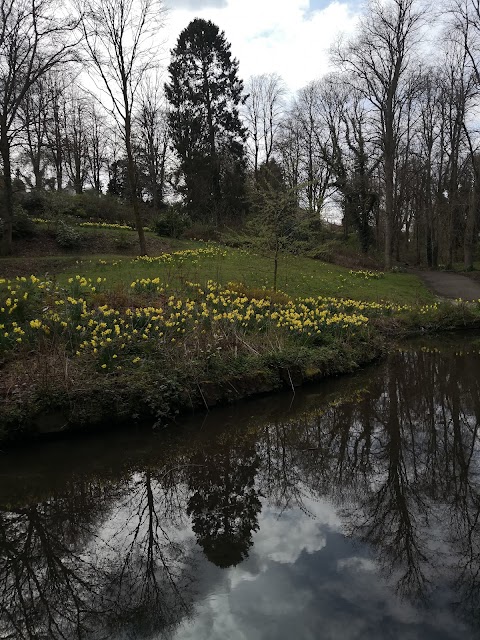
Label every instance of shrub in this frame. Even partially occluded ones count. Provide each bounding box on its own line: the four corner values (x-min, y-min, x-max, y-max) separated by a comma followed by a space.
113, 231, 134, 250
12, 206, 38, 238
290, 213, 325, 244
55, 221, 82, 249
182, 221, 218, 241
73, 192, 135, 224
18, 191, 49, 216
153, 207, 191, 238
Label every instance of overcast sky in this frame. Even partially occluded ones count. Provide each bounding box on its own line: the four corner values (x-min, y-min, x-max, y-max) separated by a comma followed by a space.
163, 0, 362, 92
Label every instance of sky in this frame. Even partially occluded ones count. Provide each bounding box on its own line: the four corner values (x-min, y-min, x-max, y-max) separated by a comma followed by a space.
162, 0, 362, 92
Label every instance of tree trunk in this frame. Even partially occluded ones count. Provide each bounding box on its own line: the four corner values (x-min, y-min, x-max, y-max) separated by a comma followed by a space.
53, 103, 63, 190
0, 130, 13, 256
273, 239, 279, 293
464, 189, 476, 270
384, 151, 394, 270
125, 117, 147, 255
202, 64, 221, 222
74, 154, 83, 194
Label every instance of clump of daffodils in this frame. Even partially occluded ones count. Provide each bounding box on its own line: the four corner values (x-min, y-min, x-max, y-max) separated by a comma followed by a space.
349, 269, 385, 280
0, 247, 446, 373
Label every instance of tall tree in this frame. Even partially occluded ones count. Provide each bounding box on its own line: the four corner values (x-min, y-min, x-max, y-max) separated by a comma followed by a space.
333, 0, 425, 268
19, 79, 50, 190
44, 72, 69, 191
86, 103, 109, 194
0, 0, 77, 254
293, 81, 331, 214
62, 89, 90, 194
244, 73, 286, 177
136, 80, 170, 213
166, 18, 247, 226
79, 0, 164, 254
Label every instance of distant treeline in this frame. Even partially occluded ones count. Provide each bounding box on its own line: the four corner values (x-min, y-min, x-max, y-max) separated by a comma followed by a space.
2, 0, 480, 268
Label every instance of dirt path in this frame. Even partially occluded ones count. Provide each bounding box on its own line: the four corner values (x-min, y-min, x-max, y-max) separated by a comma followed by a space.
414, 270, 480, 301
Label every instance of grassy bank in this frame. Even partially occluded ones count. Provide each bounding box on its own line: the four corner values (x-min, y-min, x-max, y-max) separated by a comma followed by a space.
2, 240, 434, 303
1, 243, 479, 444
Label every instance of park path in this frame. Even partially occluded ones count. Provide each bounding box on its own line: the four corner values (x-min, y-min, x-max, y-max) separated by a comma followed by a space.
414, 270, 480, 301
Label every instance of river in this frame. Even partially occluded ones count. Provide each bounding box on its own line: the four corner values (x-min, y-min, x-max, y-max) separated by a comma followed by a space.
1, 334, 480, 639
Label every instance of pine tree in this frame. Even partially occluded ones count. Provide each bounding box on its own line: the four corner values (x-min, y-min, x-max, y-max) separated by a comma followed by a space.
165, 19, 247, 225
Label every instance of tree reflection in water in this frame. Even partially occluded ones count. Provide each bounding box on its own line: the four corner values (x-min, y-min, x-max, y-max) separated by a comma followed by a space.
0, 468, 195, 639
187, 442, 262, 568
1, 339, 480, 637
0, 479, 113, 638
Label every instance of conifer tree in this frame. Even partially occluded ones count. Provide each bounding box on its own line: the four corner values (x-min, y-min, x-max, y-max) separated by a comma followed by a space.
166, 19, 247, 225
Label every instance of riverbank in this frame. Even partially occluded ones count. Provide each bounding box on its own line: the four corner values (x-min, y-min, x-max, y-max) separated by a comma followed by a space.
2, 245, 480, 445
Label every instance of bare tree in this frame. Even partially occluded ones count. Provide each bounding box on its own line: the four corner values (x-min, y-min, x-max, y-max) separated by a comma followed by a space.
86, 103, 109, 194
44, 72, 69, 191
277, 114, 302, 197
244, 73, 286, 176
0, 0, 78, 254
293, 81, 331, 214
333, 0, 425, 268
452, 0, 480, 84
439, 42, 477, 267
19, 79, 50, 190
449, 1, 480, 268
62, 89, 90, 194
137, 79, 170, 214
79, 0, 165, 255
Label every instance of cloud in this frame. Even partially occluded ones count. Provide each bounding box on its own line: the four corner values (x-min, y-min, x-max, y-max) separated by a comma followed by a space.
251, 495, 339, 566
176, 525, 471, 640
166, 0, 227, 9
164, 0, 362, 92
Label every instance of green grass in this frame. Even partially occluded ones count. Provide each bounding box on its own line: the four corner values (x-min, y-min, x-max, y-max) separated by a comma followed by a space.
2, 235, 478, 443
2, 241, 434, 304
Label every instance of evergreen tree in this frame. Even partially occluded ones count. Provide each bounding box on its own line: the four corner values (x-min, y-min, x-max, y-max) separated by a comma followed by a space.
165, 19, 247, 225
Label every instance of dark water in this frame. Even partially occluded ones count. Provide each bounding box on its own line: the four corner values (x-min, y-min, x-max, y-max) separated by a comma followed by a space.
2, 335, 480, 639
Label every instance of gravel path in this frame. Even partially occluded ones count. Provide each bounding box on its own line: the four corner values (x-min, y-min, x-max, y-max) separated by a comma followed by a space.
414, 270, 480, 301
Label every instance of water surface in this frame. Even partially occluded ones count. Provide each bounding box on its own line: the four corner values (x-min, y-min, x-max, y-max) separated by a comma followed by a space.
1, 334, 480, 639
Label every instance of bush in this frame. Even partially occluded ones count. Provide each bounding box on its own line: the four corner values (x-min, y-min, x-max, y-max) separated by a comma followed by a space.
182, 221, 218, 241
46, 192, 99, 220
19, 191, 136, 226
12, 206, 38, 238
153, 207, 191, 238
72, 192, 135, 224
55, 221, 82, 249
18, 191, 49, 216
220, 231, 256, 250
290, 213, 325, 243
113, 231, 134, 250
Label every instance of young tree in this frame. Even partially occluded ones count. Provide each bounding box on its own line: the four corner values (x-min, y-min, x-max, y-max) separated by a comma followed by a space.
166, 18, 247, 226
79, 0, 164, 254
249, 160, 297, 291
0, 0, 78, 254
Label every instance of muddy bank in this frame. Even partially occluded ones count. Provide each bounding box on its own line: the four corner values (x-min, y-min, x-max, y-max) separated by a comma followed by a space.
0, 339, 382, 446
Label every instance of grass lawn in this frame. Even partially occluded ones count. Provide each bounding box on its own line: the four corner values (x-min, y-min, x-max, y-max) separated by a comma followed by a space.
3, 233, 480, 444
1, 222, 434, 304
6, 242, 433, 305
